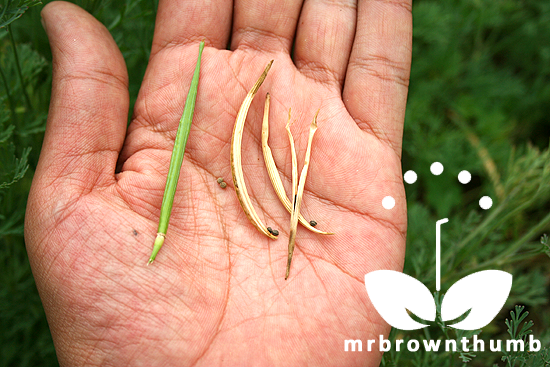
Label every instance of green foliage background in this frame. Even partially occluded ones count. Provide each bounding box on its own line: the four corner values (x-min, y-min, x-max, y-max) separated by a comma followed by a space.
1, 0, 549, 365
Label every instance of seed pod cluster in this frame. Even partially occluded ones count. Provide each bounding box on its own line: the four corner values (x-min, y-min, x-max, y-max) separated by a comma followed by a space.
230, 60, 333, 279
261, 94, 332, 236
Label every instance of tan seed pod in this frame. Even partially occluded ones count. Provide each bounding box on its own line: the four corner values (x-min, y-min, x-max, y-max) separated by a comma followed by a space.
286, 111, 320, 279
261, 94, 332, 236
230, 61, 277, 240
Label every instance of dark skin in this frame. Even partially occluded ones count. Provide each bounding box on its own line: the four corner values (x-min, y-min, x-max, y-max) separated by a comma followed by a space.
25, 0, 412, 365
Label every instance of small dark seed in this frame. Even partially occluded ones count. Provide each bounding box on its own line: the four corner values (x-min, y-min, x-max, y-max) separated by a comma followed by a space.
272, 230, 279, 236
217, 177, 224, 184
220, 182, 227, 189
309, 220, 317, 227
267, 227, 273, 234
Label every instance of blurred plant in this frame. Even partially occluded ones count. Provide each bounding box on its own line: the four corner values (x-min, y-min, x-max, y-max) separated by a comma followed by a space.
0, 0, 42, 29
0, 0, 156, 365
541, 234, 549, 258
1, 2, 53, 365
396, 0, 550, 365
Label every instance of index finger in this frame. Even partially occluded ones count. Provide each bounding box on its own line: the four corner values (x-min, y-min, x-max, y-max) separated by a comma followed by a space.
150, 0, 233, 55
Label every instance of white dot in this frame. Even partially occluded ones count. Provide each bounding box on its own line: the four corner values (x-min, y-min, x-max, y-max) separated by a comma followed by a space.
458, 170, 472, 184
382, 196, 395, 210
479, 196, 493, 210
430, 162, 444, 176
404, 170, 417, 184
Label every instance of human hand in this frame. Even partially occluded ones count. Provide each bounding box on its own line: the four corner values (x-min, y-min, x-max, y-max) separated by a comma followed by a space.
25, 1, 411, 365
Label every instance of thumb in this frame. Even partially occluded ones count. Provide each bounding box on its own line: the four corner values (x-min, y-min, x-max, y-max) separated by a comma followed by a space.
34, 1, 129, 197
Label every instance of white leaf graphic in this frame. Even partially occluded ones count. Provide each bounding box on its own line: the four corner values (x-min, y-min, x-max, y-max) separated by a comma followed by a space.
365, 270, 436, 330
441, 270, 512, 330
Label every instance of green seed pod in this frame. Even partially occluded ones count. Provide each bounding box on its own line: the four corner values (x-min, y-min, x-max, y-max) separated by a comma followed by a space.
148, 41, 204, 265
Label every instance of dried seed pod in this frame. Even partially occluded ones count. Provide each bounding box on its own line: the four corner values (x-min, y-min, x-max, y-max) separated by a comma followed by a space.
261, 94, 333, 235
230, 60, 277, 239
286, 111, 319, 280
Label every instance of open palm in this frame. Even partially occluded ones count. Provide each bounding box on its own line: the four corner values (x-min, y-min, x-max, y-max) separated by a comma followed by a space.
25, 1, 411, 366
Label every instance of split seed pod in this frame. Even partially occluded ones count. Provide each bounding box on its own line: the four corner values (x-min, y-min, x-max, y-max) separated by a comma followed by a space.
261, 94, 332, 235
230, 61, 278, 240
285, 111, 320, 279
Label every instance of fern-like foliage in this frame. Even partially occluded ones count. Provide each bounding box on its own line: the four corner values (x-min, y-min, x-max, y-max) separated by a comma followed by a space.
501, 306, 550, 367
0, 0, 42, 29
